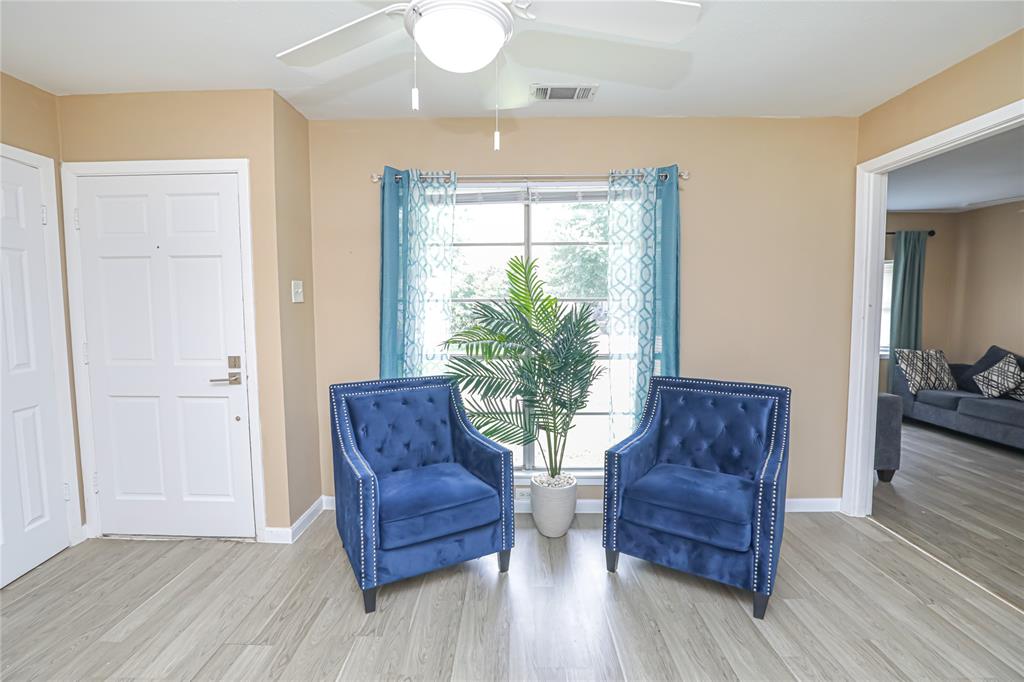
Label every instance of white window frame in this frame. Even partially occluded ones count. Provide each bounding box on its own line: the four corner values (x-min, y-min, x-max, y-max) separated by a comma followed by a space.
454, 181, 612, 473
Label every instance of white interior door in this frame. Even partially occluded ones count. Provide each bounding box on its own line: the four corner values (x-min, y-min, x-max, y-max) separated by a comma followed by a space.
72, 172, 255, 538
1, 148, 74, 586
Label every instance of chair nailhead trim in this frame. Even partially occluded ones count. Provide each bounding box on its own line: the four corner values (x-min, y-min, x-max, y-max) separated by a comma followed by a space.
333, 376, 512, 569
447, 386, 513, 550
331, 392, 378, 589
602, 376, 790, 593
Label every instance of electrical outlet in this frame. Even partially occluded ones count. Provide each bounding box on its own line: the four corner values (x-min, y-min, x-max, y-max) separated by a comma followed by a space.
514, 488, 531, 501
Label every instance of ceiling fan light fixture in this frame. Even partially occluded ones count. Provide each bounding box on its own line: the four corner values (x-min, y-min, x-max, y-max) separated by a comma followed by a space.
409, 0, 513, 74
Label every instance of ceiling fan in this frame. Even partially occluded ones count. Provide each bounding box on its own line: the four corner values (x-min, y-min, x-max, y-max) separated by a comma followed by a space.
277, 0, 702, 80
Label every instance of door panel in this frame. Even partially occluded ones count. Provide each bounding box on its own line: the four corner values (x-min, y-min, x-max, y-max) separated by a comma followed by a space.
76, 173, 255, 538
1, 152, 71, 586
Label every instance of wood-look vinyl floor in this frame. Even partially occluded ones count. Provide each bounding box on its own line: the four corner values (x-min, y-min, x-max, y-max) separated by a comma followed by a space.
3, 508, 1023, 680
872, 421, 1024, 611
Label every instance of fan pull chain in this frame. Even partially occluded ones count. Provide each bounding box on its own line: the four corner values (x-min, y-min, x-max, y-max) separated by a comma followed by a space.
411, 40, 420, 111
491, 55, 499, 151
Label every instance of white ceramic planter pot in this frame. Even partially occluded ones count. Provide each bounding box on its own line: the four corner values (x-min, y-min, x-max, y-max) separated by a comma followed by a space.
530, 474, 577, 538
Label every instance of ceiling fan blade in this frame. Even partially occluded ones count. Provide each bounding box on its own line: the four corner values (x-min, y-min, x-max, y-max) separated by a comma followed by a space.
507, 30, 691, 90
277, 3, 407, 67
528, 0, 701, 44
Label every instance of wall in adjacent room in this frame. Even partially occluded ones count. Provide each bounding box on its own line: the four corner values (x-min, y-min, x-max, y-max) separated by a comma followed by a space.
883, 202, 1024, 390
310, 116, 860, 500
950, 201, 1024, 362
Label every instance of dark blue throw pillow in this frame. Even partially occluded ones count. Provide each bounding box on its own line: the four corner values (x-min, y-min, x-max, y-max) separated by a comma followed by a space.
958, 345, 1024, 393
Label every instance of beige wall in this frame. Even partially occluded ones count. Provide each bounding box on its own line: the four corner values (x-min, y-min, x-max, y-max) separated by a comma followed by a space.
272, 94, 322, 521
950, 202, 1024, 361
882, 203, 1024, 390
310, 116, 860, 500
858, 30, 1024, 162
49, 89, 300, 527
1, 73, 61, 159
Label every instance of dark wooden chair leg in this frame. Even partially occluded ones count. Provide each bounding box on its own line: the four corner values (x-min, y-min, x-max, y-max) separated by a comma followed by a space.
362, 587, 377, 614
606, 549, 619, 573
498, 550, 511, 573
752, 592, 770, 619
877, 469, 896, 483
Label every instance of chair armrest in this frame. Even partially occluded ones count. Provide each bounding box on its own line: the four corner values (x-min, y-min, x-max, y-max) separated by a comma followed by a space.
603, 418, 659, 551
449, 391, 515, 551
751, 394, 792, 597
330, 393, 380, 590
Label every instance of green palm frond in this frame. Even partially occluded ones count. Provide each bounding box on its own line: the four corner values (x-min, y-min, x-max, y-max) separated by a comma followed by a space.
444, 257, 602, 477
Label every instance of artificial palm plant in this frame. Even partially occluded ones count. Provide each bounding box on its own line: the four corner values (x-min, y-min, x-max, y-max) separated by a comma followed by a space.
444, 257, 603, 479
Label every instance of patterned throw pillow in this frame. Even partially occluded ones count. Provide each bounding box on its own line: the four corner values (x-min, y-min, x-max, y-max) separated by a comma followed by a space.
973, 353, 1024, 398
893, 349, 959, 395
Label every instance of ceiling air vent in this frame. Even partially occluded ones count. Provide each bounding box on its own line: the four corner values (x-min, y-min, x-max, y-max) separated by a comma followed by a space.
530, 84, 599, 102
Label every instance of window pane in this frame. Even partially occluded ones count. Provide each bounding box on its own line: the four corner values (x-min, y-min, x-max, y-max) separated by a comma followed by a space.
582, 359, 612, 412
880, 261, 893, 351
531, 201, 609, 242
559, 415, 614, 469
532, 244, 608, 299
454, 202, 523, 243
452, 245, 523, 299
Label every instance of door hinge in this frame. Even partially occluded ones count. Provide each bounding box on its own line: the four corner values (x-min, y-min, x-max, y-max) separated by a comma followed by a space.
92, 473, 99, 495
74, 208, 80, 230
81, 341, 89, 365
63, 482, 71, 501
41, 205, 48, 226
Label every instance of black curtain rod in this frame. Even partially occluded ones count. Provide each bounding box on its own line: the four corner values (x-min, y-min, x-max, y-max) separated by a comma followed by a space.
886, 230, 935, 236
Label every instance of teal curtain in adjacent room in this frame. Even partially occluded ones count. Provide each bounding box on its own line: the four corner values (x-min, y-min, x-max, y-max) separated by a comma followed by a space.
379, 168, 457, 378
888, 230, 928, 391
607, 165, 681, 426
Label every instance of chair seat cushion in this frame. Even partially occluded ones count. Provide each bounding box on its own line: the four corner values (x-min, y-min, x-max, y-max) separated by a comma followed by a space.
916, 389, 978, 411
378, 463, 499, 550
621, 463, 755, 552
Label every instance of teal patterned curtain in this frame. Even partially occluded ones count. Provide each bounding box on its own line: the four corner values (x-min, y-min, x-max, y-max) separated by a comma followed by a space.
888, 230, 927, 391
379, 169, 457, 377
607, 166, 680, 426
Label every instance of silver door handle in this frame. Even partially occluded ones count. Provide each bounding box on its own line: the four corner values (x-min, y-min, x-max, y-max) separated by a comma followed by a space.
210, 372, 242, 385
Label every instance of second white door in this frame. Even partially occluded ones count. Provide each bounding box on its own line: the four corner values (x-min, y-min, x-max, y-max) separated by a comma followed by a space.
70, 171, 255, 537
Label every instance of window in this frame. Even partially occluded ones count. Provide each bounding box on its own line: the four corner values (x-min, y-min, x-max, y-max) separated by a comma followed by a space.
452, 183, 616, 470
880, 260, 893, 356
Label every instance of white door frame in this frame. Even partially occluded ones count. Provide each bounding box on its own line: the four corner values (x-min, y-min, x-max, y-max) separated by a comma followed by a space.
61, 159, 268, 540
1, 143, 83, 545
840, 99, 1024, 517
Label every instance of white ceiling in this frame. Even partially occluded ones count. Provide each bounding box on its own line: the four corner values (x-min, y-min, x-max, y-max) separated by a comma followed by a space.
888, 126, 1024, 213
2, 1, 1022, 120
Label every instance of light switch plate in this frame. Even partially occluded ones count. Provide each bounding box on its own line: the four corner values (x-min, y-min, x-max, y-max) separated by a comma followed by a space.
291, 280, 304, 303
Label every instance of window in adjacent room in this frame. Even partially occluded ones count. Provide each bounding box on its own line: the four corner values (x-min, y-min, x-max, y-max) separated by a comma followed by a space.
451, 183, 613, 470
880, 259, 894, 357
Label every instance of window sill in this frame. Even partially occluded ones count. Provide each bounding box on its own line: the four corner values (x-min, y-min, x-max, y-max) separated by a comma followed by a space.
514, 470, 604, 486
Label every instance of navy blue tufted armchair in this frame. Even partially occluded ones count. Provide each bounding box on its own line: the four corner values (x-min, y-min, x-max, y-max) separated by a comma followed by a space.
330, 376, 514, 613
603, 376, 792, 618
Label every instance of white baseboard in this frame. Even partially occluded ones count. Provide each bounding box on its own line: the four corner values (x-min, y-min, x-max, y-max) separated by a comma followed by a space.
262, 495, 334, 544
786, 497, 841, 512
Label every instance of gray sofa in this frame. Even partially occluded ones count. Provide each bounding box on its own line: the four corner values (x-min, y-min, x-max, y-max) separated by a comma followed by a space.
892, 346, 1024, 451
875, 393, 902, 481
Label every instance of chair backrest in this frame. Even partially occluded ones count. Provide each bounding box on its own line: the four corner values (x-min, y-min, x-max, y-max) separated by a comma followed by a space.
645, 377, 787, 479
331, 377, 456, 475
